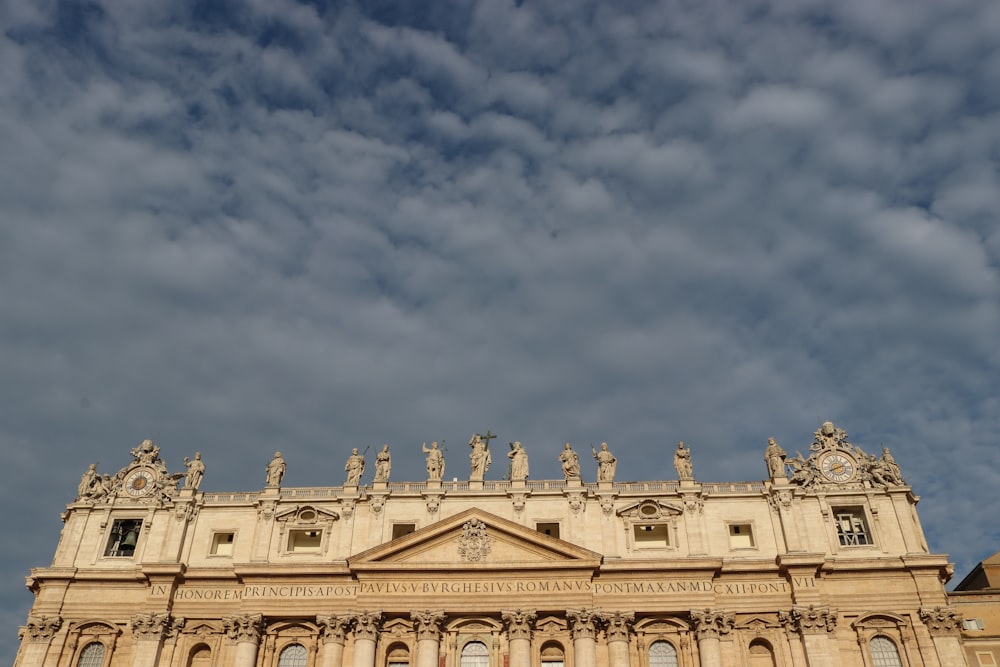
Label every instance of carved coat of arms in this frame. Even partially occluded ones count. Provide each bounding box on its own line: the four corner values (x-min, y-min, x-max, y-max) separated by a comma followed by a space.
458, 519, 492, 562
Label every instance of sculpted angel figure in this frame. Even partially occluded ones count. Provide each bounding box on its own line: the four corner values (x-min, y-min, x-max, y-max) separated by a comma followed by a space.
374, 445, 391, 482
422, 441, 445, 480
345, 448, 366, 486
592, 442, 617, 482
674, 441, 693, 480
559, 443, 581, 480
507, 441, 529, 481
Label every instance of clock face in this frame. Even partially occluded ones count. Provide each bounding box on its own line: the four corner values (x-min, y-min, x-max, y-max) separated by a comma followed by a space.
124, 469, 156, 497
819, 453, 856, 483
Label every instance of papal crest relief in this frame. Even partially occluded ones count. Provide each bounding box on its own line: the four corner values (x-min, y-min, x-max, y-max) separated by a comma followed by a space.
458, 518, 492, 561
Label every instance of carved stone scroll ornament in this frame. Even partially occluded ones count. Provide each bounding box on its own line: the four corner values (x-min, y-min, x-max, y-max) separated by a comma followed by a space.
22, 615, 62, 642
351, 611, 382, 641
132, 612, 171, 640
165, 616, 186, 640
458, 519, 492, 562
567, 609, 603, 640
222, 613, 264, 644
919, 606, 963, 635
778, 606, 837, 635
501, 609, 537, 640
316, 615, 353, 644
411, 610, 446, 641
600, 612, 634, 642
689, 609, 735, 639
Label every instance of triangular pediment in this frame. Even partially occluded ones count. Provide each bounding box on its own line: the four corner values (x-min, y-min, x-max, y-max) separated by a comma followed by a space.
349, 509, 602, 572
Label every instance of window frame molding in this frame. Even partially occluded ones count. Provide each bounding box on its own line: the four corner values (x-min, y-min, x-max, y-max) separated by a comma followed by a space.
67, 621, 121, 667
851, 613, 915, 667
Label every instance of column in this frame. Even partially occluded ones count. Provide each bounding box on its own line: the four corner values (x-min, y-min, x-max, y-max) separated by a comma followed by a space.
502, 610, 536, 667
567, 609, 601, 667
16, 615, 62, 667
690, 609, 734, 667
601, 612, 634, 667
920, 606, 971, 667
130, 612, 173, 667
223, 613, 265, 667
412, 611, 447, 667
159, 616, 186, 667
317, 615, 353, 667
351, 611, 383, 667
782, 606, 838, 667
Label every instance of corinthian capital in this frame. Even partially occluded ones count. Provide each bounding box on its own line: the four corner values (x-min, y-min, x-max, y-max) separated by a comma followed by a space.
501, 609, 537, 640
920, 606, 963, 635
131, 612, 171, 640
352, 611, 382, 641
411, 610, 446, 641
779, 606, 837, 635
689, 609, 734, 639
223, 613, 264, 644
601, 612, 634, 642
317, 615, 353, 644
567, 609, 602, 640
23, 615, 62, 642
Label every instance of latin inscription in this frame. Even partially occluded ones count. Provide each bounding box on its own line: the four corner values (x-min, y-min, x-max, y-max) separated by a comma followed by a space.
166, 577, 815, 601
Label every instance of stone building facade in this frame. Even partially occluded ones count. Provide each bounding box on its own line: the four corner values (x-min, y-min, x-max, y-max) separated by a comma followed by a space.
949, 550, 1000, 667
17, 423, 967, 667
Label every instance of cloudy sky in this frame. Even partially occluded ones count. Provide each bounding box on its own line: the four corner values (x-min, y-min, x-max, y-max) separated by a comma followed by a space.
2, 0, 999, 660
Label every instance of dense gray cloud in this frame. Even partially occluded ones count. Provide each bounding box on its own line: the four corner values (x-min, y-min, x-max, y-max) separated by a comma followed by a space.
2, 0, 999, 660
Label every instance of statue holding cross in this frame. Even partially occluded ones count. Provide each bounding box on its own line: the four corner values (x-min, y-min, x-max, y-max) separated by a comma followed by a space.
469, 431, 494, 481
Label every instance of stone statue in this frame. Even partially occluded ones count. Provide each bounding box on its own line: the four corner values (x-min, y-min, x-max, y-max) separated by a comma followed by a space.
469, 434, 491, 481
183, 452, 205, 490
559, 443, 581, 480
131, 439, 161, 465
787, 451, 814, 486
422, 441, 445, 481
374, 445, 391, 482
265, 452, 286, 487
673, 441, 693, 480
880, 447, 903, 485
345, 448, 366, 486
764, 437, 787, 478
77, 464, 99, 500
592, 442, 617, 482
507, 441, 529, 481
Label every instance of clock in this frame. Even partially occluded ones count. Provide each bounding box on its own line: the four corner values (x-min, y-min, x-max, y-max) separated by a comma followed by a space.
819, 452, 856, 483
124, 468, 156, 497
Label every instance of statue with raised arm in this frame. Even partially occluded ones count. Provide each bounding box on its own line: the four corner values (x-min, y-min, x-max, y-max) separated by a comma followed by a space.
183, 452, 205, 490
469, 434, 491, 481
674, 441, 693, 480
508, 441, 529, 481
374, 444, 391, 482
266, 452, 286, 487
422, 441, 445, 481
559, 443, 581, 481
345, 448, 366, 486
764, 437, 787, 478
592, 442, 617, 482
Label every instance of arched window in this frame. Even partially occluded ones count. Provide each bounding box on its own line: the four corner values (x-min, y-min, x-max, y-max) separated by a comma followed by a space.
748, 639, 776, 667
648, 641, 678, 667
387, 643, 410, 667
77, 642, 106, 667
540, 642, 565, 667
278, 643, 308, 667
461, 641, 489, 667
869, 636, 903, 667
187, 644, 211, 667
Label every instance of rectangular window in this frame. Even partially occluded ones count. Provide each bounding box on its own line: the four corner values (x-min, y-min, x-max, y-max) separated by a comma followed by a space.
210, 532, 235, 556
287, 529, 322, 552
392, 523, 416, 540
104, 519, 143, 557
536, 522, 560, 539
633, 524, 670, 548
834, 507, 873, 546
728, 523, 755, 549
964, 618, 985, 631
